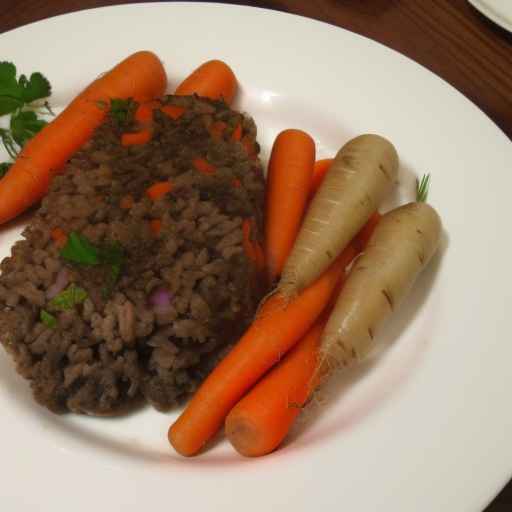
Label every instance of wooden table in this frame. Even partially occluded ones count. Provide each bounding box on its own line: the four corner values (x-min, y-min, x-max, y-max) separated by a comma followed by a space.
1, 1, 511, 510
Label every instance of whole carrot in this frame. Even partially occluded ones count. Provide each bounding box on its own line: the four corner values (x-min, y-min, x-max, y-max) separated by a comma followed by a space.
0, 51, 167, 224
264, 129, 315, 286
175, 60, 237, 104
168, 247, 355, 457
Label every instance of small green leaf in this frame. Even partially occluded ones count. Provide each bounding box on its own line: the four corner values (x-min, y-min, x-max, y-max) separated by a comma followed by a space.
0, 96, 24, 115
109, 98, 135, 127
40, 309, 57, 329
19, 72, 51, 103
60, 232, 100, 265
0, 162, 11, 177
10, 110, 47, 147
0, 62, 24, 114
416, 173, 431, 203
49, 284, 88, 311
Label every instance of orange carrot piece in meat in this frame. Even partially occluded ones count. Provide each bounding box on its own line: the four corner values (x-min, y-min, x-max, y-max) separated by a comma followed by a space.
50, 227, 67, 248
241, 136, 257, 159
161, 105, 186, 120
264, 129, 315, 286
232, 178, 241, 188
193, 157, 216, 175
310, 158, 333, 198
135, 100, 161, 124
121, 129, 152, 146
175, 60, 237, 105
209, 121, 227, 139
146, 181, 173, 201
149, 219, 162, 236
167, 247, 354, 457
120, 195, 134, 209
0, 51, 167, 225
231, 123, 242, 142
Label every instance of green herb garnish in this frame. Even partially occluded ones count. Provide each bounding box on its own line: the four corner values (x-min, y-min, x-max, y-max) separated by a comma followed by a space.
49, 284, 88, 311
109, 98, 135, 127
40, 309, 57, 329
10, 110, 47, 147
0, 61, 52, 167
60, 232, 100, 265
60, 232, 125, 297
416, 173, 431, 203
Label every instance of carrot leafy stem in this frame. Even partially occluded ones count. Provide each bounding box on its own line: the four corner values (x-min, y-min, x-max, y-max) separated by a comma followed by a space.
416, 173, 431, 202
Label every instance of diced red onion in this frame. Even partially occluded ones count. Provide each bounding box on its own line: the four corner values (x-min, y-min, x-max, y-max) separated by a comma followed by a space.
46, 268, 70, 299
149, 287, 173, 312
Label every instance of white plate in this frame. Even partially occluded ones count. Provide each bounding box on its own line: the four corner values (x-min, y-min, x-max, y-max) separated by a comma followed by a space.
1, 3, 511, 511
468, 0, 512, 32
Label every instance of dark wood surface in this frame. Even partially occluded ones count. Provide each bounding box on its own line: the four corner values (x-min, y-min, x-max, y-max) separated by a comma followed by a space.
1, 1, 511, 509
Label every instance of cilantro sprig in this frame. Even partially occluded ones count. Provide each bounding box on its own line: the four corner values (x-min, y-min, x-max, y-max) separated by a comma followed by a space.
0, 61, 52, 170
49, 284, 88, 311
59, 231, 125, 297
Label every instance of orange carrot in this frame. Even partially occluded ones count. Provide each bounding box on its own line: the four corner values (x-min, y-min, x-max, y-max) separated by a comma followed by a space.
209, 121, 227, 139
193, 157, 216, 175
134, 100, 161, 124
119, 195, 134, 209
121, 129, 152, 146
231, 123, 242, 142
225, 313, 327, 457
232, 178, 241, 188
264, 129, 315, 286
149, 219, 162, 236
161, 105, 186, 120
50, 227, 67, 248
146, 181, 173, 200
168, 247, 354, 457
0, 51, 167, 224
310, 158, 333, 198
175, 60, 237, 105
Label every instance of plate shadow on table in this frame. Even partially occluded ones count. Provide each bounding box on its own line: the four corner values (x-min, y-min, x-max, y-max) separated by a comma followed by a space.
285, 229, 449, 449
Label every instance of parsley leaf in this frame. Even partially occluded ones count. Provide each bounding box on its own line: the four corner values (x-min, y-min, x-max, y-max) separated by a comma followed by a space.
10, 110, 47, 147
0, 162, 11, 177
0, 62, 24, 115
18, 72, 51, 103
49, 284, 88, 311
40, 309, 57, 329
109, 98, 135, 127
60, 232, 100, 265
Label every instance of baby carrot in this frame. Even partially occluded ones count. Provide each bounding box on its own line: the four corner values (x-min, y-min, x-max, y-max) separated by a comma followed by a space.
0, 50, 167, 224
175, 60, 237, 105
168, 247, 354, 457
264, 129, 315, 286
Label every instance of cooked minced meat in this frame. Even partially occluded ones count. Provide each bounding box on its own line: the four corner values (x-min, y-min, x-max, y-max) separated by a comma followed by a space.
0, 95, 265, 415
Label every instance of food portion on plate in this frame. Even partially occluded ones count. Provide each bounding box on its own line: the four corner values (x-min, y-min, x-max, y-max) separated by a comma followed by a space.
0, 53, 265, 415
0, 50, 442, 455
